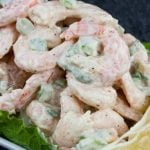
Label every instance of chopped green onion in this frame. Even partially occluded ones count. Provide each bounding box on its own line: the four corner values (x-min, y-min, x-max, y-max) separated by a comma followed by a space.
29, 38, 48, 51
132, 72, 148, 82
52, 79, 67, 89
66, 36, 99, 57
78, 36, 99, 56
37, 83, 54, 102
60, 0, 77, 9
16, 18, 35, 35
76, 130, 108, 150
67, 65, 93, 83
46, 106, 60, 117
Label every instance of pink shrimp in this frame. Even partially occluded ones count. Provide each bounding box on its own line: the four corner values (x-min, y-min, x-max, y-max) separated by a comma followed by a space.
0, 67, 62, 113
67, 73, 117, 110
61, 20, 130, 86
113, 96, 143, 121
121, 72, 149, 112
0, 25, 18, 58
52, 111, 93, 148
28, 1, 121, 32
122, 33, 136, 46
60, 87, 84, 118
13, 32, 72, 72
0, 0, 38, 27
91, 108, 128, 136
26, 101, 59, 132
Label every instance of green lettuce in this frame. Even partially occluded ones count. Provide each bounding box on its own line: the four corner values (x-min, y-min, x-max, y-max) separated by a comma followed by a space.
143, 42, 150, 54
0, 111, 58, 150
143, 42, 150, 50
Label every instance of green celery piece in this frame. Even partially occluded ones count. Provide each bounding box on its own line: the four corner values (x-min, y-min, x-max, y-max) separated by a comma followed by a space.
46, 106, 60, 118
52, 79, 67, 89
76, 130, 108, 150
16, 18, 35, 35
60, 0, 77, 9
67, 65, 93, 83
29, 38, 48, 51
0, 111, 58, 150
78, 36, 99, 56
37, 83, 54, 102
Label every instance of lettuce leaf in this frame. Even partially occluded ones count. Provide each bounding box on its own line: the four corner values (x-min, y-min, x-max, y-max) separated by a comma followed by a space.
143, 42, 150, 54
0, 111, 58, 150
143, 42, 150, 50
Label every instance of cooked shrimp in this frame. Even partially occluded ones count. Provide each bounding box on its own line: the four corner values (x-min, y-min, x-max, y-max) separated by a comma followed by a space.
26, 100, 59, 132
14, 33, 72, 72
53, 86, 92, 147
67, 73, 117, 109
76, 128, 118, 149
113, 97, 143, 121
91, 108, 128, 136
23, 25, 62, 48
121, 72, 149, 112
122, 33, 136, 46
0, 25, 17, 58
52, 111, 93, 148
123, 34, 148, 64
0, 67, 62, 113
54, 87, 119, 147
61, 20, 130, 86
60, 87, 83, 118
0, 62, 9, 94
60, 19, 102, 40
28, 1, 121, 32
0, 0, 38, 27
130, 40, 148, 63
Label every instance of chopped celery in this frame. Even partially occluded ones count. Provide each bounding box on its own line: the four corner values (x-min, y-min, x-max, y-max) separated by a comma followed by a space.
46, 106, 60, 117
60, 0, 77, 9
78, 36, 99, 56
67, 65, 93, 83
37, 83, 54, 102
16, 18, 34, 35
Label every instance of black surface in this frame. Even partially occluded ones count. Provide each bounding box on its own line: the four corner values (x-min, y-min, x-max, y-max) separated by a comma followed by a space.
83, 0, 150, 41
0, 147, 8, 150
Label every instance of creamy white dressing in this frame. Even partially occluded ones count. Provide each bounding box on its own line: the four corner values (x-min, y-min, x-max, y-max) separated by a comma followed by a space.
0, 0, 149, 149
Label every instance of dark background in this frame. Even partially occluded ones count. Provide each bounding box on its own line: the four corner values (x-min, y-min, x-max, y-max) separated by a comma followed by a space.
83, 0, 150, 42
0, 0, 149, 150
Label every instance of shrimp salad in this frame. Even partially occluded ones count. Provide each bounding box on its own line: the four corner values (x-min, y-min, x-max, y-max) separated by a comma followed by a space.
0, 0, 150, 150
